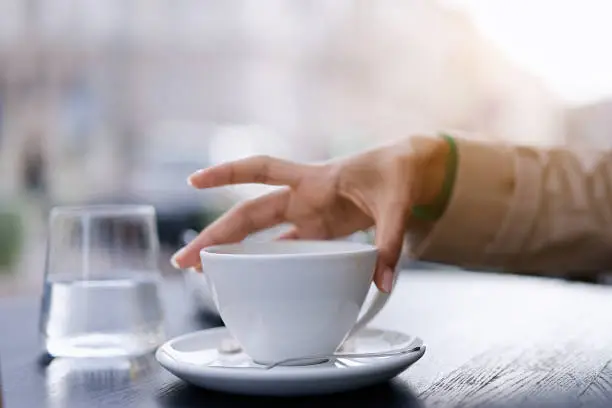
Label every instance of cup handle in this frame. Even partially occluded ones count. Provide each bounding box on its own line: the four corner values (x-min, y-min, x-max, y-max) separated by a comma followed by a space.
346, 269, 399, 338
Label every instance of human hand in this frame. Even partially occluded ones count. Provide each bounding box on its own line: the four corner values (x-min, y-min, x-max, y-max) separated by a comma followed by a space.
171, 135, 449, 292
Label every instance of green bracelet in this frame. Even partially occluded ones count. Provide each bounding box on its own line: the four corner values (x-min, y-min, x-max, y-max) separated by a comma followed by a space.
411, 133, 458, 221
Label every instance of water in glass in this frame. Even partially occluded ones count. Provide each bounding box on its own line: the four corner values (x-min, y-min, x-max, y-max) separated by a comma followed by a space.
40, 205, 165, 357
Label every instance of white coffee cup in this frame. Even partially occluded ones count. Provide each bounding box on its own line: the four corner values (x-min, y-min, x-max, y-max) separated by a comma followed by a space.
199, 240, 392, 364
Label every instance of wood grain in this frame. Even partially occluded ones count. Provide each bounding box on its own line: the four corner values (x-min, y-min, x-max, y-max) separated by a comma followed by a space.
3, 270, 612, 408
579, 360, 612, 406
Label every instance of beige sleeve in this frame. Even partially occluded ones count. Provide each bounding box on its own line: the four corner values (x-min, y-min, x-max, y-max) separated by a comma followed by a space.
407, 137, 612, 277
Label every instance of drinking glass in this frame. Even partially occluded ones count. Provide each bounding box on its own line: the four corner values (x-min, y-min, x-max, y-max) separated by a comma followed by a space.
39, 205, 165, 358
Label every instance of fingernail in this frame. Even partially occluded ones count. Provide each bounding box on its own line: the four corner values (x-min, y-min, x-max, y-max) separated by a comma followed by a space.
170, 248, 185, 269
187, 175, 198, 187
187, 169, 205, 186
382, 268, 394, 293
193, 263, 203, 273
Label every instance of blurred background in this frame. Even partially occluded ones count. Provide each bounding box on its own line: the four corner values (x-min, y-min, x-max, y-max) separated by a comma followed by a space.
1, 0, 610, 295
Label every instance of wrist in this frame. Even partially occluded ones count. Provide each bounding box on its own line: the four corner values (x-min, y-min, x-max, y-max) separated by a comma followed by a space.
410, 133, 457, 222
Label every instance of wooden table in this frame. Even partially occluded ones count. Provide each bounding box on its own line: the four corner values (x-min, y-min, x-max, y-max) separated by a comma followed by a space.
2, 269, 612, 408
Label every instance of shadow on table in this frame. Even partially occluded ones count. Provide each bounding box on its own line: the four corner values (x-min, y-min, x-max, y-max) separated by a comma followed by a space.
156, 381, 424, 408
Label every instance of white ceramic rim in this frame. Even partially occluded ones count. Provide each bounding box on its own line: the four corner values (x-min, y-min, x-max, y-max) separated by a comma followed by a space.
200, 240, 377, 260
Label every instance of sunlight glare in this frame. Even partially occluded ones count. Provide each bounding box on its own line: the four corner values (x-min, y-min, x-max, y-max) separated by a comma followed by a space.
448, 0, 612, 105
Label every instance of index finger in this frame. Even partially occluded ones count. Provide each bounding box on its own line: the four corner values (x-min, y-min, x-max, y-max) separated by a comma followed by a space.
171, 188, 291, 269
188, 155, 307, 189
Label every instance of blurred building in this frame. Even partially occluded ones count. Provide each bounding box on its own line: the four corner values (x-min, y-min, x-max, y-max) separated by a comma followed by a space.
0, 0, 564, 206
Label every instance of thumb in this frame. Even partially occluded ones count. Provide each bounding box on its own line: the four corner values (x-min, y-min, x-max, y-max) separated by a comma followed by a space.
373, 202, 409, 293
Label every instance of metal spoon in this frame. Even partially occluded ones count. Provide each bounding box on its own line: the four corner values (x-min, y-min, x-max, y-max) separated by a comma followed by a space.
261, 345, 422, 369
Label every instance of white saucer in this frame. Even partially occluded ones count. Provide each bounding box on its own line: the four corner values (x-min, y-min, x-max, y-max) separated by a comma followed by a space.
156, 327, 426, 396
